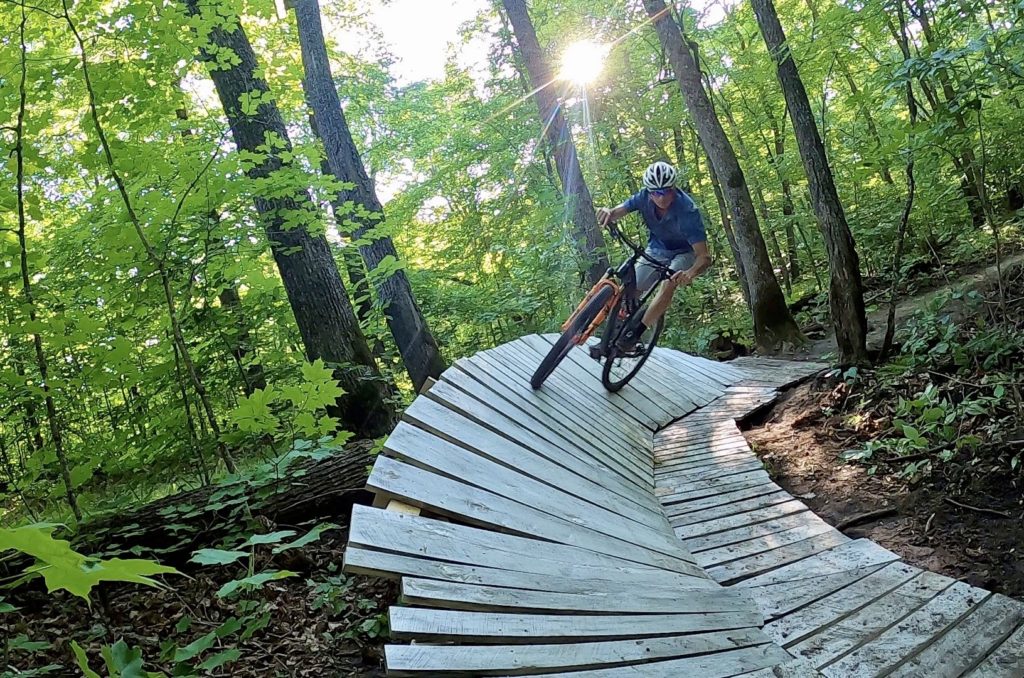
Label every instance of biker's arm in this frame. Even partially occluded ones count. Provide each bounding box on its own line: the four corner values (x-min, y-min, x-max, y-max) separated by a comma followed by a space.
679, 241, 712, 283
597, 205, 631, 226
688, 241, 713, 276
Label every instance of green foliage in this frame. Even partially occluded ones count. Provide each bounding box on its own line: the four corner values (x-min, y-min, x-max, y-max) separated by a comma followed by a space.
225, 359, 350, 447
0, 525, 179, 603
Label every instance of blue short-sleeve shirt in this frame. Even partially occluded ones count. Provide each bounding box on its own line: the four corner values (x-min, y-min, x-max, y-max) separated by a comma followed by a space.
623, 188, 707, 253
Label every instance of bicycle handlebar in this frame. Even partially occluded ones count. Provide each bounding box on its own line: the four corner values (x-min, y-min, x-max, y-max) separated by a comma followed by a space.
606, 221, 675, 276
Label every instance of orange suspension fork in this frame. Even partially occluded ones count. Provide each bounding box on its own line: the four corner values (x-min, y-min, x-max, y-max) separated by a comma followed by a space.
561, 278, 620, 343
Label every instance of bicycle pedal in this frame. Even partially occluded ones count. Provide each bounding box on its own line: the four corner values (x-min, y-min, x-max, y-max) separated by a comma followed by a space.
588, 345, 605, 360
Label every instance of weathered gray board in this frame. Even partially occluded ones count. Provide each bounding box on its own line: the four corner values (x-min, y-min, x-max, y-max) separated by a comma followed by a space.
343, 336, 1024, 676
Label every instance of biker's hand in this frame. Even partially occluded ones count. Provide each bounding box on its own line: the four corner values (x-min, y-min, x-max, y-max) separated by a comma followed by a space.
670, 270, 694, 286
596, 208, 612, 226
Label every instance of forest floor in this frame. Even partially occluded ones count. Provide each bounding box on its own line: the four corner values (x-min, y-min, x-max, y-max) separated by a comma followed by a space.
3, 447, 395, 676
744, 252, 1024, 598
797, 251, 1024, 359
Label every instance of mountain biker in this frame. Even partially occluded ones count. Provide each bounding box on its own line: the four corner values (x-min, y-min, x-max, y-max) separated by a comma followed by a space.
596, 161, 712, 347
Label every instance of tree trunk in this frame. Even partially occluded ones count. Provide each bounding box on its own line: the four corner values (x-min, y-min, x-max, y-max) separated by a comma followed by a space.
642, 0, 802, 349
14, 5, 80, 520
803, 0, 894, 184
751, 0, 869, 364
501, 0, 609, 286
765, 105, 801, 279
292, 0, 446, 392
217, 285, 267, 395
910, 0, 987, 227
182, 0, 394, 437
704, 147, 751, 304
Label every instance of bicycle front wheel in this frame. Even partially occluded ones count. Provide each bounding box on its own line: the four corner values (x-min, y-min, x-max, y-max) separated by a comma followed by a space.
601, 314, 664, 392
531, 286, 615, 390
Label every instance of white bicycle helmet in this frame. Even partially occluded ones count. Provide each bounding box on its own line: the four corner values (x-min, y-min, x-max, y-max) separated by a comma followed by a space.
642, 161, 678, 190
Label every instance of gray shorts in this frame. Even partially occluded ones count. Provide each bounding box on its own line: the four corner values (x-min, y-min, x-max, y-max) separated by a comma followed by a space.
635, 247, 695, 292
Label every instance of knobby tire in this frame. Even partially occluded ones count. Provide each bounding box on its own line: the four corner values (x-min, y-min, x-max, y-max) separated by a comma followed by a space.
530, 286, 614, 389
601, 313, 664, 392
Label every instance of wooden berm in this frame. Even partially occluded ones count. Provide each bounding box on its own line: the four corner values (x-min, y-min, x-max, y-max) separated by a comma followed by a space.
347, 334, 1024, 676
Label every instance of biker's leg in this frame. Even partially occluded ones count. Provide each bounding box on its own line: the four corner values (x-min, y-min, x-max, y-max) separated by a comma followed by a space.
641, 251, 696, 327
616, 250, 666, 347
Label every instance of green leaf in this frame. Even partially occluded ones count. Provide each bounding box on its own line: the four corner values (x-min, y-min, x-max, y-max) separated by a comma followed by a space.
215, 617, 243, 638
8, 634, 50, 652
70, 463, 96, 488
272, 523, 339, 554
173, 631, 217, 663
174, 615, 192, 634
217, 570, 296, 598
197, 648, 241, 672
240, 611, 271, 640
0, 525, 180, 602
71, 640, 102, 678
189, 548, 248, 566
100, 640, 145, 678
241, 530, 296, 547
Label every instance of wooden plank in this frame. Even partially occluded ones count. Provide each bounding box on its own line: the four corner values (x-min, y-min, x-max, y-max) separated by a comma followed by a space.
655, 436, 751, 460
388, 608, 764, 643
623, 355, 701, 417
661, 350, 748, 388
788, 571, 955, 667
522, 644, 797, 678
385, 628, 770, 676
439, 365, 653, 493
674, 499, 810, 539
820, 580, 989, 677
695, 521, 838, 568
664, 485, 788, 520
684, 510, 823, 553
653, 347, 743, 388
343, 546, 717, 594
659, 477, 778, 510
967, 620, 1024, 677
646, 349, 728, 401
451, 354, 640, 466
367, 456, 700, 574
394, 408, 664, 532
888, 594, 1024, 677
419, 376, 437, 394
657, 469, 774, 502
348, 506, 709, 588
400, 578, 758, 615
385, 420, 671, 539
656, 457, 766, 485
459, 355, 651, 481
735, 656, 820, 677
707, 530, 851, 585
572, 333, 711, 417
425, 378, 662, 514
386, 499, 420, 515
658, 450, 757, 477
438, 364, 621, 470
475, 346, 650, 447
493, 342, 662, 472
523, 334, 672, 428
489, 341, 661, 440
761, 562, 921, 642
734, 539, 900, 589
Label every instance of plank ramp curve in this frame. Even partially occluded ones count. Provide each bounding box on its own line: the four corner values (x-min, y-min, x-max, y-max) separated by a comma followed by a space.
344, 335, 1024, 676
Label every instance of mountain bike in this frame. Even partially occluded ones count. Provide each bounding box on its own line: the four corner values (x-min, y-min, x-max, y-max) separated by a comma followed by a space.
530, 221, 675, 392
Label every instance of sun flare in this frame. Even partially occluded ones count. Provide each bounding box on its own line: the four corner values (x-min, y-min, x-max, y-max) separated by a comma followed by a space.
559, 40, 609, 86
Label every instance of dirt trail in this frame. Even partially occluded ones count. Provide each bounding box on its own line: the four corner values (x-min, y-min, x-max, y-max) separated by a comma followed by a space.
794, 252, 1024, 360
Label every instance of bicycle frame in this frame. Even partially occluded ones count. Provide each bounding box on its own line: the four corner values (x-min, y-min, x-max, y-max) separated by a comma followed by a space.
561, 224, 675, 347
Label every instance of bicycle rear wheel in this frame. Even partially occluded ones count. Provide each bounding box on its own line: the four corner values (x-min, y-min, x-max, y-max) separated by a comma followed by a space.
601, 313, 664, 393
531, 286, 615, 389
